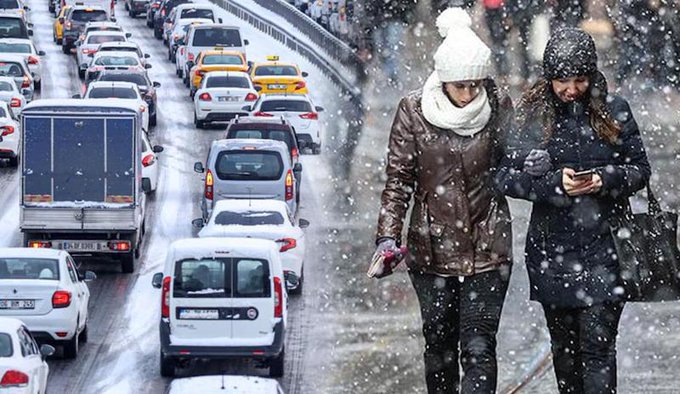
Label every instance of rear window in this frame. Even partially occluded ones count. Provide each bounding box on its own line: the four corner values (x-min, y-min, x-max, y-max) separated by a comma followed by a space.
0, 258, 60, 280
0, 62, 23, 77
85, 26, 122, 35
180, 8, 213, 20
205, 76, 249, 89
88, 87, 137, 99
87, 35, 125, 44
0, 334, 11, 357
228, 129, 294, 151
0, 81, 14, 91
99, 46, 138, 55
0, 43, 30, 53
214, 211, 285, 226
173, 258, 270, 298
94, 56, 138, 66
71, 10, 108, 22
0, 17, 27, 38
192, 28, 241, 47
253, 65, 298, 76
202, 54, 242, 66
98, 73, 149, 86
0, 107, 7, 117
260, 100, 311, 113
215, 150, 283, 181
0, 0, 19, 8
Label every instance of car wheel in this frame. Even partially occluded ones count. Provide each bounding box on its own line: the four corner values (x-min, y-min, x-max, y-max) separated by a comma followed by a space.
269, 347, 284, 377
183, 74, 189, 87
56, 37, 62, 45
78, 69, 85, 79
52, 32, 56, 43
312, 143, 321, 155
8, 154, 18, 167
121, 252, 135, 273
160, 351, 176, 377
130, 10, 136, 17
124, 1, 128, 10
61, 44, 69, 54
150, 112, 157, 127
35, 80, 41, 91
154, 28, 162, 39
167, 49, 172, 61
194, 113, 204, 129
177, 67, 183, 79
146, 19, 153, 28
79, 323, 88, 343
63, 329, 79, 359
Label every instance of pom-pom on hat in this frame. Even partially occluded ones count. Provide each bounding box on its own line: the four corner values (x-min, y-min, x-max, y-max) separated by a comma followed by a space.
433, 7, 491, 82
543, 28, 598, 80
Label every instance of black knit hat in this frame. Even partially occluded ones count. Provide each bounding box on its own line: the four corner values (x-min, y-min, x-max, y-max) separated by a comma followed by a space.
543, 28, 598, 80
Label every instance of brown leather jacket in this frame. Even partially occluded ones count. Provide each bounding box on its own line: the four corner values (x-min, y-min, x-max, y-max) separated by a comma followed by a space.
376, 81, 513, 276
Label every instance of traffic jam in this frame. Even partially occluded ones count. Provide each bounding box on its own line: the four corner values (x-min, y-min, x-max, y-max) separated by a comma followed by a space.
0, 0, 324, 391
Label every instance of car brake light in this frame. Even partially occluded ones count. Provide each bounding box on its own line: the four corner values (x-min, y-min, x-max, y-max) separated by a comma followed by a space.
9, 97, 20, 108
277, 237, 297, 252
28, 240, 52, 248
284, 169, 293, 201
82, 49, 97, 55
52, 290, 72, 308
152, 2, 160, 8
299, 112, 318, 120
254, 111, 273, 117
194, 69, 204, 77
0, 126, 14, 136
21, 76, 29, 89
0, 370, 29, 387
161, 8, 166, 16
205, 169, 213, 200
273, 276, 282, 318
294, 81, 306, 90
291, 147, 298, 159
108, 241, 130, 251
142, 153, 155, 167
198, 92, 211, 101
161, 276, 171, 318
28, 56, 39, 65
188, 53, 194, 61
244, 92, 257, 101
65, 21, 72, 30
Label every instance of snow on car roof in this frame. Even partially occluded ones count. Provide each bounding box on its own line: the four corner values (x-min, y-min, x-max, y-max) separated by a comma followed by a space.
0, 247, 65, 259
169, 237, 279, 262
168, 375, 281, 394
177, 17, 213, 26
212, 138, 288, 152
212, 199, 288, 215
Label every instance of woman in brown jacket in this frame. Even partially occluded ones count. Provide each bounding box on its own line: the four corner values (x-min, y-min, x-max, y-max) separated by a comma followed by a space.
373, 8, 514, 394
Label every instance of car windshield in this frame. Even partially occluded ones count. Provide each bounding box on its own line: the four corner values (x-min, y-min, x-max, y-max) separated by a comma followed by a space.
0, 62, 23, 77
180, 8, 213, 19
0, 258, 60, 280
0, 334, 11, 357
254, 65, 298, 76
260, 100, 312, 113
202, 54, 242, 66
94, 56, 138, 66
88, 87, 137, 99
71, 10, 108, 22
215, 150, 283, 181
0, 0, 19, 8
192, 28, 241, 47
86, 26, 122, 35
205, 76, 249, 89
0, 17, 27, 39
228, 129, 294, 151
87, 35, 125, 44
173, 258, 270, 298
98, 73, 149, 86
0, 42, 30, 53
214, 210, 285, 226
0, 81, 14, 91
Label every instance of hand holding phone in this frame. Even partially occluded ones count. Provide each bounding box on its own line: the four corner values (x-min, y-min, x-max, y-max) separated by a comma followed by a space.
572, 169, 594, 182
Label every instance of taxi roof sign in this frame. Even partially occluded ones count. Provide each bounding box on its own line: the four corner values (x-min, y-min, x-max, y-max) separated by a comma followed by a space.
266, 55, 279, 61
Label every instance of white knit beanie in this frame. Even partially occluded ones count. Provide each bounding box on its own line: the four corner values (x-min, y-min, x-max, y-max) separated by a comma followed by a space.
433, 8, 492, 82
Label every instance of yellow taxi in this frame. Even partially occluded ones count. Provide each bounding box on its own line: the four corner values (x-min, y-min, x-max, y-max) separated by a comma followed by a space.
249, 56, 309, 94
53, 5, 71, 45
190, 50, 248, 91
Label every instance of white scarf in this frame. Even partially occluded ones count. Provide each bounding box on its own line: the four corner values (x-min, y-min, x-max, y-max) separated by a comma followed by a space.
421, 72, 491, 137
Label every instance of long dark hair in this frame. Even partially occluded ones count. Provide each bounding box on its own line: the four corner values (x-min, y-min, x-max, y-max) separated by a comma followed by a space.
515, 71, 621, 144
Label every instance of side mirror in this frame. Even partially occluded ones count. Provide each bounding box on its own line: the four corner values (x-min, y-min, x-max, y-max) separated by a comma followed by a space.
71, 93, 81, 99
176, 38, 184, 45
153, 81, 161, 88
82, 271, 96, 281
125, 32, 132, 38
193, 162, 204, 173
21, 88, 30, 96
299, 218, 310, 228
23, 5, 30, 10
75, 41, 81, 47
241, 105, 251, 112
142, 178, 152, 193
80, 63, 88, 69
38, 50, 46, 56
283, 271, 299, 291
315, 106, 324, 112
151, 272, 163, 288
218, 18, 223, 23
301, 71, 308, 78
28, 29, 33, 36
145, 64, 152, 69
165, 18, 171, 23
243, 39, 249, 46
293, 162, 302, 173
253, 85, 262, 92
152, 145, 164, 153
144, 53, 151, 58
39, 344, 55, 360
191, 218, 204, 228
110, 17, 116, 22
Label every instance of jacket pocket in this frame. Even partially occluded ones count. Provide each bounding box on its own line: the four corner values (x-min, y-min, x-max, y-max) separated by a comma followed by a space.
475, 199, 512, 262
408, 196, 434, 268
429, 221, 463, 266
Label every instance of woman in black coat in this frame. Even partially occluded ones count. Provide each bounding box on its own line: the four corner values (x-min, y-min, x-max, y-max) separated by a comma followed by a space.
495, 28, 651, 393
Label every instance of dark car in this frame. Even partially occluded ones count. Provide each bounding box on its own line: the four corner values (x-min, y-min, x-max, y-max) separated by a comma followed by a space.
95, 69, 161, 126
61, 6, 110, 53
146, 0, 162, 27
125, 0, 150, 18
153, 0, 192, 39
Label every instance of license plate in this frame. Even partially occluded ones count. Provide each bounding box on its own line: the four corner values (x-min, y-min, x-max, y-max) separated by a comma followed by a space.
267, 84, 286, 90
0, 299, 35, 309
213, 46, 224, 50
63, 241, 99, 251
179, 308, 219, 320
218, 96, 239, 102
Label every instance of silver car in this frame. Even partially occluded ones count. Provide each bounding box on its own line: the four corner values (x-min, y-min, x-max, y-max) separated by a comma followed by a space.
194, 138, 302, 220
0, 75, 25, 117
0, 38, 44, 89
0, 53, 33, 101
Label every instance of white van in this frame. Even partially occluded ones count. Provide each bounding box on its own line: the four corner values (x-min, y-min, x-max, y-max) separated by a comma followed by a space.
152, 237, 287, 378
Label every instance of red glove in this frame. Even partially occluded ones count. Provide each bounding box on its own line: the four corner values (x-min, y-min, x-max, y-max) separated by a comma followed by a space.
367, 238, 408, 278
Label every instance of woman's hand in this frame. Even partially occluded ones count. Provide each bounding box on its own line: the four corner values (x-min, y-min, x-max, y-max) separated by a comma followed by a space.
523, 149, 552, 177
562, 168, 603, 196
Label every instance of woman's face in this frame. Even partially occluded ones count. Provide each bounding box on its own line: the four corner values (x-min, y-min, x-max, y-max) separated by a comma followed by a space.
443, 80, 482, 108
551, 76, 590, 103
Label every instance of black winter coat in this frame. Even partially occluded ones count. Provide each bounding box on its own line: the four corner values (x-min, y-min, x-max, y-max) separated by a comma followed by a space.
495, 95, 651, 308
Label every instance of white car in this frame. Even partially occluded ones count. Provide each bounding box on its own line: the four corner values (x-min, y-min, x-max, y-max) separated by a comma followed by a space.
82, 81, 150, 131
0, 76, 25, 118
96, 41, 150, 67
0, 248, 95, 359
0, 318, 54, 394
164, 4, 219, 44
76, 30, 128, 78
84, 51, 150, 83
250, 94, 324, 154
168, 375, 285, 394
152, 238, 287, 378
180, 24, 249, 85
76, 21, 125, 44
0, 101, 20, 166
0, 54, 33, 102
167, 18, 212, 63
196, 199, 308, 294
0, 39, 45, 90
193, 71, 258, 128
141, 132, 163, 193
0, 0, 30, 23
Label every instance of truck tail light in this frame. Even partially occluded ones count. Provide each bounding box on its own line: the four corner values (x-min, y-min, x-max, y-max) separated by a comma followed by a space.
299, 112, 318, 120
0, 370, 29, 387
28, 56, 39, 65
204, 169, 213, 200
276, 237, 297, 253
0, 126, 14, 136
142, 153, 155, 167
284, 169, 293, 201
294, 81, 306, 90
254, 111, 273, 117
161, 276, 171, 318
273, 276, 282, 318
21, 76, 30, 89
28, 240, 52, 248
244, 92, 257, 101
52, 290, 72, 308
108, 241, 130, 251
198, 92, 211, 101
9, 98, 21, 108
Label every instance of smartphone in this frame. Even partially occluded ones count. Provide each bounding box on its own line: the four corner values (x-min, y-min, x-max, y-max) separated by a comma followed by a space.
572, 169, 594, 181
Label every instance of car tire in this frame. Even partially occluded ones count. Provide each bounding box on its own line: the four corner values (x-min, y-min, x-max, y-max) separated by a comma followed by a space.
8, 154, 18, 167
154, 28, 162, 39
150, 112, 157, 127
160, 351, 176, 377
121, 252, 135, 273
52, 32, 56, 43
194, 113, 204, 129
269, 347, 284, 377
56, 37, 62, 45
78, 69, 85, 79
35, 80, 41, 91
312, 143, 321, 155
146, 19, 153, 28
63, 330, 79, 359
79, 323, 88, 343
290, 267, 303, 295
167, 49, 172, 61
61, 45, 69, 54
130, 10, 136, 17
124, 1, 129, 10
